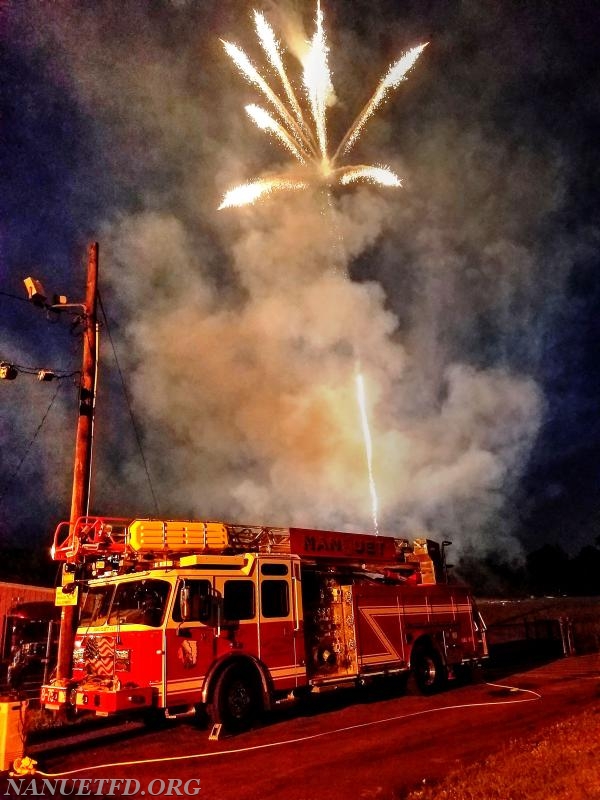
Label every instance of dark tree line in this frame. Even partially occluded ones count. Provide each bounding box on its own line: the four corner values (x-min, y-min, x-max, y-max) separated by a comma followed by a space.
457, 537, 600, 597
0, 538, 598, 598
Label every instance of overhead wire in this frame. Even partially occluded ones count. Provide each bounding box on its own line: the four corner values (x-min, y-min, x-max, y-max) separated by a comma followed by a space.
0, 287, 83, 513
97, 291, 160, 517
0, 359, 80, 379
0, 289, 31, 305
2, 281, 160, 516
0, 380, 64, 508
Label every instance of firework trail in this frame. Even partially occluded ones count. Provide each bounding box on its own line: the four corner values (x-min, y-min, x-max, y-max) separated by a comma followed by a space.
253, 11, 306, 132
219, 2, 426, 209
356, 368, 379, 535
218, 178, 308, 210
333, 43, 428, 160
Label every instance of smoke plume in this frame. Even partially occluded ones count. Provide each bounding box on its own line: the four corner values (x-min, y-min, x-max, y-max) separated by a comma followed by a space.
4, 0, 576, 560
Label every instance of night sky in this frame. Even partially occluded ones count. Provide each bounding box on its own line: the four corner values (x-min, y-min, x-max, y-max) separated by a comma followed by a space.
1, 0, 599, 567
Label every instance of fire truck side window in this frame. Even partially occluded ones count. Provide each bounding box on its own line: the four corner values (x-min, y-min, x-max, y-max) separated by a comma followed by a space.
223, 580, 255, 621
260, 563, 288, 576
172, 580, 212, 623
261, 580, 290, 618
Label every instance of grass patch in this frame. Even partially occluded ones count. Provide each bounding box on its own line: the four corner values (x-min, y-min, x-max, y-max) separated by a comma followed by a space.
406, 701, 600, 800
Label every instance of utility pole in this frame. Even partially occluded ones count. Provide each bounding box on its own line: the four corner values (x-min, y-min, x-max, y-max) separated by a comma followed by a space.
55, 242, 99, 681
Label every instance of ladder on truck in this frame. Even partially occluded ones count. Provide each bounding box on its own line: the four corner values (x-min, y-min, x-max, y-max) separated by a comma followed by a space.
51, 516, 440, 582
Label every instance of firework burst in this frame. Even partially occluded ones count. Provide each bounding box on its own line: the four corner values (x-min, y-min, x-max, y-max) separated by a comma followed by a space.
219, 1, 427, 209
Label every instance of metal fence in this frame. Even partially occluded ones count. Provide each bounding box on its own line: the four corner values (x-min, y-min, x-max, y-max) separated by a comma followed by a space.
486, 617, 576, 664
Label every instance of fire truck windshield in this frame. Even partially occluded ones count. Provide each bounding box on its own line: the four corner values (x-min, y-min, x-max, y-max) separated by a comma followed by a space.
79, 579, 171, 628
80, 586, 113, 628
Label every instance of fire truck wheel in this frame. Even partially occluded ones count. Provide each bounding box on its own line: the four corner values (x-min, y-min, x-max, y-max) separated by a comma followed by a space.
409, 646, 447, 695
210, 664, 262, 733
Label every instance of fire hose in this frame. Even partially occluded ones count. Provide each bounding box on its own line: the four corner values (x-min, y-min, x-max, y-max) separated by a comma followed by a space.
12, 681, 541, 778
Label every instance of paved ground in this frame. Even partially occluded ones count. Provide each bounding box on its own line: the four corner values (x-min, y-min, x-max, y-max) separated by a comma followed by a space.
4, 654, 600, 799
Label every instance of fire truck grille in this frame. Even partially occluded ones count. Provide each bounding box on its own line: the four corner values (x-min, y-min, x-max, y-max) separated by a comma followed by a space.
83, 636, 117, 676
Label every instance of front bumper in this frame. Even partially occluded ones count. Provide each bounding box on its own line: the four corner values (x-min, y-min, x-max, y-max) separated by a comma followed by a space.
42, 681, 154, 715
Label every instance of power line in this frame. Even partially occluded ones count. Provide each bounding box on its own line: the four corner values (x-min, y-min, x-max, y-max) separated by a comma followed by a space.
0, 360, 79, 379
98, 291, 160, 517
0, 289, 30, 305
0, 381, 64, 508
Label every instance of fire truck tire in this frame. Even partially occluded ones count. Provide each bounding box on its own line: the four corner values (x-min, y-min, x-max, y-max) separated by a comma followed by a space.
409, 646, 447, 695
209, 664, 262, 733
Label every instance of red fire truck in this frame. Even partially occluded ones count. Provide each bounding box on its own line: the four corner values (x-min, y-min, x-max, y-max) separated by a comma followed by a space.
41, 517, 487, 732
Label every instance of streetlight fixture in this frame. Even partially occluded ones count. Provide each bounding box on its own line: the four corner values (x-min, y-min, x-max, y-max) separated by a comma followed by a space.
23, 277, 47, 307
23, 277, 85, 315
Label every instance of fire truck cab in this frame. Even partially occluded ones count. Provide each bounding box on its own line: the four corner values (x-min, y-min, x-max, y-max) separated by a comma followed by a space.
41, 518, 487, 732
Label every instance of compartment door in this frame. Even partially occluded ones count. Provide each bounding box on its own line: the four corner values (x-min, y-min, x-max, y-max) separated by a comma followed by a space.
164, 578, 215, 707
258, 560, 305, 689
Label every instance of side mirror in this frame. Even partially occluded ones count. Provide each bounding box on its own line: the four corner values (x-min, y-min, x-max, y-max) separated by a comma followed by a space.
198, 595, 212, 623
180, 585, 191, 622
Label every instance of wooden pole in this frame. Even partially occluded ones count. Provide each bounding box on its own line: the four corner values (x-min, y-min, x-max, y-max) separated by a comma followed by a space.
55, 242, 98, 681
